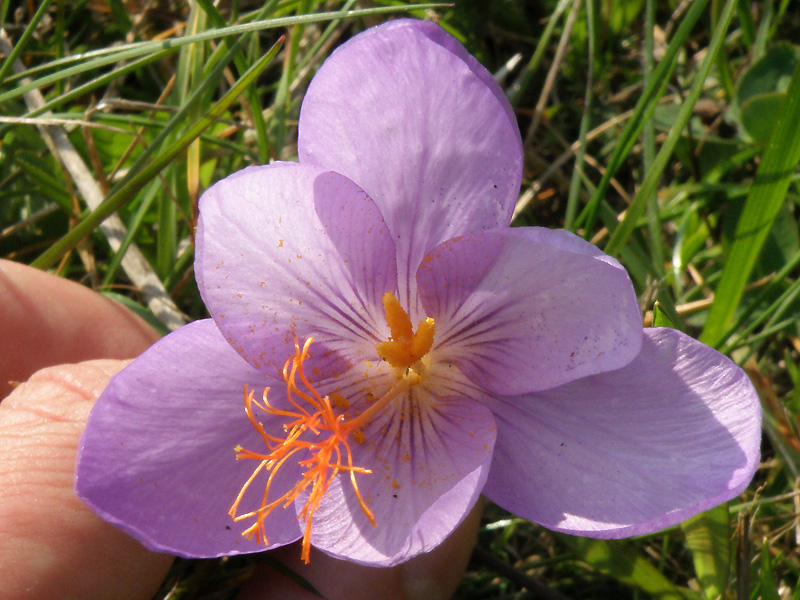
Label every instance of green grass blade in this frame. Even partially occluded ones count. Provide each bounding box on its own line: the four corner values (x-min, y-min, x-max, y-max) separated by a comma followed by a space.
713, 0, 736, 100
194, 0, 280, 163
700, 57, 800, 348
642, 0, 664, 274
101, 178, 162, 287
603, 0, 737, 258
506, 0, 572, 107
0, 0, 53, 85
30, 38, 284, 271
720, 249, 800, 354
565, 537, 698, 600
759, 540, 782, 600
103, 34, 250, 201
0, 3, 447, 99
100, 291, 172, 337
563, 0, 595, 231
23, 49, 173, 118
575, 0, 710, 235
161, 2, 207, 278
682, 505, 731, 600
0, 43, 178, 106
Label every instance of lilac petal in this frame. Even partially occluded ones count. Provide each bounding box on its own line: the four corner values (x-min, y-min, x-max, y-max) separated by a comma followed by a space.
482, 327, 762, 538
76, 320, 303, 557
418, 227, 642, 395
298, 19, 523, 306
196, 163, 397, 380
305, 370, 496, 565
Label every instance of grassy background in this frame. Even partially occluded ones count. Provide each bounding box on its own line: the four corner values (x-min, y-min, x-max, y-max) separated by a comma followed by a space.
2, 0, 800, 598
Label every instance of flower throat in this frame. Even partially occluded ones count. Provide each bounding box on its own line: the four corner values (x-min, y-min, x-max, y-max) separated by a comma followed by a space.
229, 292, 434, 562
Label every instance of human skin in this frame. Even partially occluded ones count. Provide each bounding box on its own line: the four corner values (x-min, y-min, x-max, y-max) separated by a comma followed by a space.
0, 259, 479, 600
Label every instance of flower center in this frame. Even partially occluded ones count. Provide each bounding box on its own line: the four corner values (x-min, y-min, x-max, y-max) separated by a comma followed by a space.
229, 295, 434, 563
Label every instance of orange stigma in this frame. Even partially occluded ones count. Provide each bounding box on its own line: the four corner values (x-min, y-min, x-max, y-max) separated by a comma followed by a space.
376, 292, 435, 370
229, 337, 410, 563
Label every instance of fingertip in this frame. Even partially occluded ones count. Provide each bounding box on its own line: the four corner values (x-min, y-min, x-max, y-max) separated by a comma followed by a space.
399, 498, 484, 600
0, 361, 174, 600
235, 499, 484, 600
0, 260, 161, 398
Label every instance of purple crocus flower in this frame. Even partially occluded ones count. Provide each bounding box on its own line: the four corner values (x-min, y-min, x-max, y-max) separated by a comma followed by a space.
76, 19, 761, 567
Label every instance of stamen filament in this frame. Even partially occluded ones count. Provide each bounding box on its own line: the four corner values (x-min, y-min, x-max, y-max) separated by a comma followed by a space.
341, 375, 414, 431
230, 336, 392, 563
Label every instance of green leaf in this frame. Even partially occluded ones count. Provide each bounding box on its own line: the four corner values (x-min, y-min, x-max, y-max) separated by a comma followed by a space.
565, 537, 697, 600
701, 56, 800, 348
735, 42, 799, 107
681, 505, 731, 600
740, 92, 788, 145
601, 0, 645, 34
652, 302, 676, 328
759, 201, 800, 275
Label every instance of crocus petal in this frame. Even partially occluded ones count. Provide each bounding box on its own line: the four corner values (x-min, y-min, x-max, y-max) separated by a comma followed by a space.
482, 327, 762, 538
304, 369, 496, 565
76, 320, 303, 557
196, 163, 397, 380
298, 19, 523, 306
418, 227, 642, 395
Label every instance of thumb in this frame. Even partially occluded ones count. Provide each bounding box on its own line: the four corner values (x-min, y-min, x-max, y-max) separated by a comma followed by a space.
0, 360, 174, 600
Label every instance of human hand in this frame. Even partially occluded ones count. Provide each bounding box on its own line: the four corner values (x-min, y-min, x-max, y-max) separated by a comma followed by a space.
0, 260, 480, 600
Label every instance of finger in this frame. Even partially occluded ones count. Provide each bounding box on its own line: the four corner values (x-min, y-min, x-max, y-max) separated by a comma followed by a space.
0, 259, 161, 398
236, 499, 484, 600
0, 360, 174, 600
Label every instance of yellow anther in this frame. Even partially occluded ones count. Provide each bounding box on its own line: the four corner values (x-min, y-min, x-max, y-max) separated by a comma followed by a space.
382, 292, 414, 343
410, 317, 435, 359
376, 292, 435, 370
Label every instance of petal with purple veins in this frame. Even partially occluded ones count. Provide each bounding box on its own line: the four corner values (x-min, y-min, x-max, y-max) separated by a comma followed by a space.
298, 19, 523, 306
304, 371, 496, 566
482, 327, 762, 538
418, 227, 642, 395
196, 163, 397, 380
